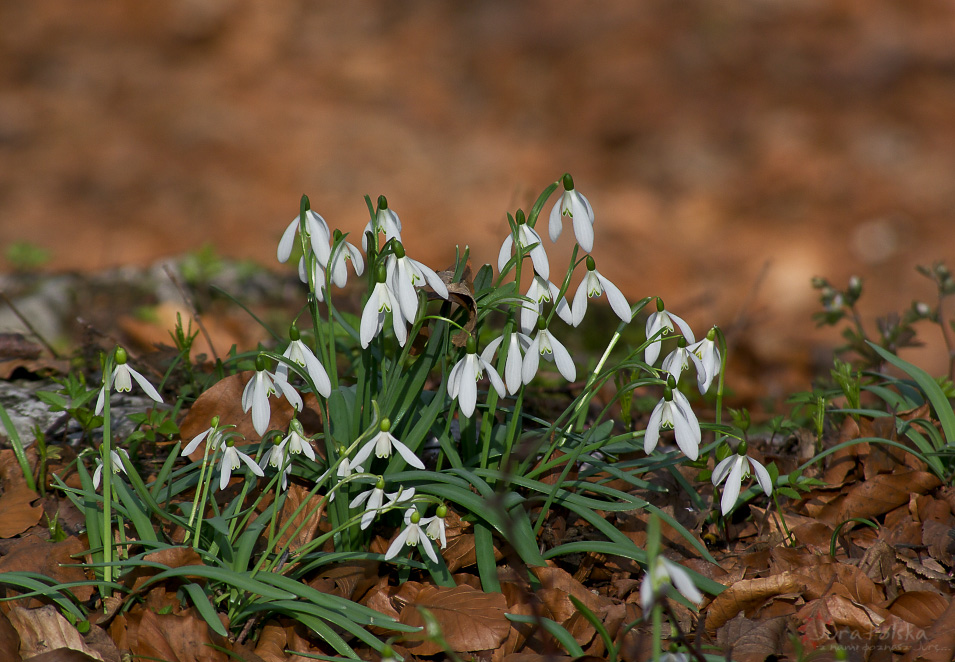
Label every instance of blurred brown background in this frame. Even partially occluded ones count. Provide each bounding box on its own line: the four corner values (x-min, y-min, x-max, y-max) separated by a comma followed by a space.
1, 1, 953, 393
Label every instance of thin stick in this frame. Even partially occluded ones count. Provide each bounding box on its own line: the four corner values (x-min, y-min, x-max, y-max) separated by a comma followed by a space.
0, 290, 61, 359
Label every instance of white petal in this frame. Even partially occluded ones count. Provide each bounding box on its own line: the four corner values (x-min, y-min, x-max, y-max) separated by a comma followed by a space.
571, 280, 589, 327
504, 336, 524, 394
597, 273, 631, 322
301, 348, 331, 398
548, 332, 577, 383
94, 387, 106, 416
385, 526, 413, 560
668, 312, 696, 345
644, 400, 664, 454
711, 455, 736, 486
481, 356, 507, 398
663, 559, 703, 605
457, 358, 478, 418
219, 460, 232, 491
359, 292, 382, 348
548, 200, 563, 243
349, 488, 372, 510
277, 218, 299, 263
750, 458, 774, 496
721, 458, 744, 515
415, 259, 449, 300
672, 395, 701, 460
240, 449, 266, 476
277, 378, 303, 411
392, 439, 425, 470
522, 335, 541, 384
547, 281, 574, 326
419, 535, 439, 563
497, 235, 514, 274
480, 335, 504, 365
390, 302, 408, 346
182, 428, 211, 456
127, 367, 162, 404
640, 574, 655, 612
251, 388, 272, 437
524, 228, 550, 280
571, 197, 595, 252
447, 358, 465, 399
346, 242, 365, 276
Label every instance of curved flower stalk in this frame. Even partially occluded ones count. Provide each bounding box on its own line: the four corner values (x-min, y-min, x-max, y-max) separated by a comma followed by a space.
218, 438, 264, 491
386, 241, 450, 324
571, 256, 631, 327
661, 337, 705, 386
521, 273, 573, 335
275, 325, 331, 398
712, 441, 773, 515
278, 209, 331, 266
688, 327, 721, 393
351, 418, 425, 470
644, 379, 701, 461
360, 265, 408, 348
92, 448, 129, 490
95, 346, 163, 416
549, 173, 595, 253
481, 329, 533, 395
385, 507, 439, 563
523, 317, 576, 385
498, 209, 549, 279
362, 195, 402, 251
350, 477, 414, 530
447, 336, 507, 417
242, 355, 304, 437
644, 297, 695, 366
328, 229, 364, 288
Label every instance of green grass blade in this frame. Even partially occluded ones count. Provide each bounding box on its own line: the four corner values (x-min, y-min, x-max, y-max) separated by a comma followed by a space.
504, 613, 584, 657
182, 583, 229, 637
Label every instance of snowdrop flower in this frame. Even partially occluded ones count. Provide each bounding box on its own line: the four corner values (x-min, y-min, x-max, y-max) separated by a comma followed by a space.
481, 328, 533, 395
644, 298, 695, 366
324, 454, 364, 502
360, 266, 407, 348
549, 173, 595, 253
352, 418, 425, 470
218, 438, 264, 491
297, 256, 328, 301
92, 448, 130, 489
278, 208, 331, 266
259, 435, 293, 490
362, 195, 402, 251
275, 325, 331, 398
327, 229, 364, 288
95, 347, 163, 416
640, 556, 702, 612
422, 504, 448, 549
385, 507, 439, 563
644, 379, 701, 461
661, 337, 705, 386
181, 417, 225, 456
498, 209, 549, 279
447, 336, 507, 418
712, 441, 773, 516
386, 241, 449, 324
688, 327, 721, 394
523, 317, 577, 385
521, 273, 572, 334
571, 256, 631, 327
349, 477, 414, 530
242, 355, 304, 437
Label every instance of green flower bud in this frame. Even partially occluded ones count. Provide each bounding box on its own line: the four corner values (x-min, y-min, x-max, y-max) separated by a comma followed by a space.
515, 209, 526, 225
289, 324, 301, 341
115, 346, 128, 365
466, 335, 477, 354
436, 504, 447, 518
537, 316, 547, 331
254, 354, 268, 372
706, 327, 718, 342
380, 418, 392, 433
410, 510, 421, 524
376, 264, 388, 283
586, 255, 596, 271
210, 415, 220, 428
375, 476, 385, 489
393, 241, 406, 259
656, 298, 665, 313
377, 195, 388, 210
562, 173, 574, 191
736, 440, 748, 456
299, 194, 310, 215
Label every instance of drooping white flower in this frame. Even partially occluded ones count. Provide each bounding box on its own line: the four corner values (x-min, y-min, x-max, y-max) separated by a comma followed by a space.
644, 298, 695, 366
498, 211, 549, 280
92, 448, 130, 490
218, 438, 265, 491
325, 455, 364, 502
362, 195, 403, 252
712, 441, 773, 516
447, 337, 507, 418
278, 209, 331, 266
548, 173, 595, 253
422, 504, 448, 549
521, 273, 572, 335
327, 229, 365, 288
275, 326, 331, 398
481, 330, 533, 395
523, 318, 576, 385
241, 356, 304, 437
297, 256, 328, 302
95, 347, 163, 416
351, 418, 425, 470
644, 383, 701, 461
640, 556, 702, 612
181, 419, 225, 457
349, 478, 414, 530
386, 241, 449, 324
360, 267, 408, 348
661, 338, 706, 386
688, 327, 721, 394
385, 507, 439, 563
258, 435, 293, 490
571, 256, 631, 327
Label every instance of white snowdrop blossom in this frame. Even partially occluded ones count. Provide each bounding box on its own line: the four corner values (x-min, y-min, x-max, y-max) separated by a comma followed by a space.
275, 326, 331, 397
712, 441, 773, 516
481, 330, 533, 395
351, 418, 425, 470
328, 230, 364, 288
521, 273, 572, 334
278, 209, 331, 266
181, 419, 225, 457
242, 356, 304, 437
571, 256, 631, 327
640, 556, 702, 612
218, 439, 264, 491
523, 319, 577, 385
362, 195, 402, 251
548, 173, 595, 253
324, 455, 364, 502
498, 211, 549, 279
385, 508, 439, 563
422, 505, 448, 549
447, 337, 506, 418
661, 339, 705, 386
360, 267, 407, 348
688, 327, 721, 394
95, 347, 163, 416
259, 436, 293, 490
644, 298, 695, 366
297, 256, 328, 301
386, 241, 449, 324
644, 383, 701, 461
349, 478, 414, 530
92, 448, 130, 490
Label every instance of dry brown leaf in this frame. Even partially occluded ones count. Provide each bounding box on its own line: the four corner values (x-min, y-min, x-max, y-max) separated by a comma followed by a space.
815, 470, 942, 526
0, 610, 19, 662
902, 591, 955, 662
276, 483, 324, 552
252, 622, 287, 662
922, 519, 955, 566
0, 482, 43, 538
8, 605, 105, 662
398, 584, 509, 655
888, 591, 949, 629
132, 608, 228, 662
715, 613, 789, 662
143, 546, 203, 570
0, 537, 92, 604
705, 572, 802, 633
21, 649, 103, 662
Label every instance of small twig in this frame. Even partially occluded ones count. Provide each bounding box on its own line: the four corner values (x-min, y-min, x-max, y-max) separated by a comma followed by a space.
162, 264, 220, 364
0, 290, 61, 359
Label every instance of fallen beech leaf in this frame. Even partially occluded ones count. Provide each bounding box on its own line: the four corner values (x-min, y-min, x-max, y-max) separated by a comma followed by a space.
888, 591, 949, 629
0, 537, 93, 604
8, 605, 105, 661
133, 608, 228, 662
0, 610, 19, 661
276, 482, 324, 552
21, 649, 102, 662
816, 471, 941, 526
0, 482, 43, 538
922, 519, 955, 564
715, 613, 788, 662
252, 622, 287, 662
705, 572, 803, 633
399, 584, 508, 655
902, 592, 955, 662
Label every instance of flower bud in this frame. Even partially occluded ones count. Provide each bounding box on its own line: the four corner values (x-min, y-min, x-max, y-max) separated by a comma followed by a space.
375, 476, 385, 489
410, 510, 421, 524
254, 354, 268, 372
289, 324, 301, 341
561, 173, 574, 191
515, 209, 526, 226
393, 241, 406, 259
376, 264, 388, 283
656, 298, 665, 312
436, 504, 447, 518
377, 195, 388, 210
466, 335, 477, 354
380, 418, 392, 433
115, 346, 128, 365
586, 255, 596, 271
736, 440, 748, 456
